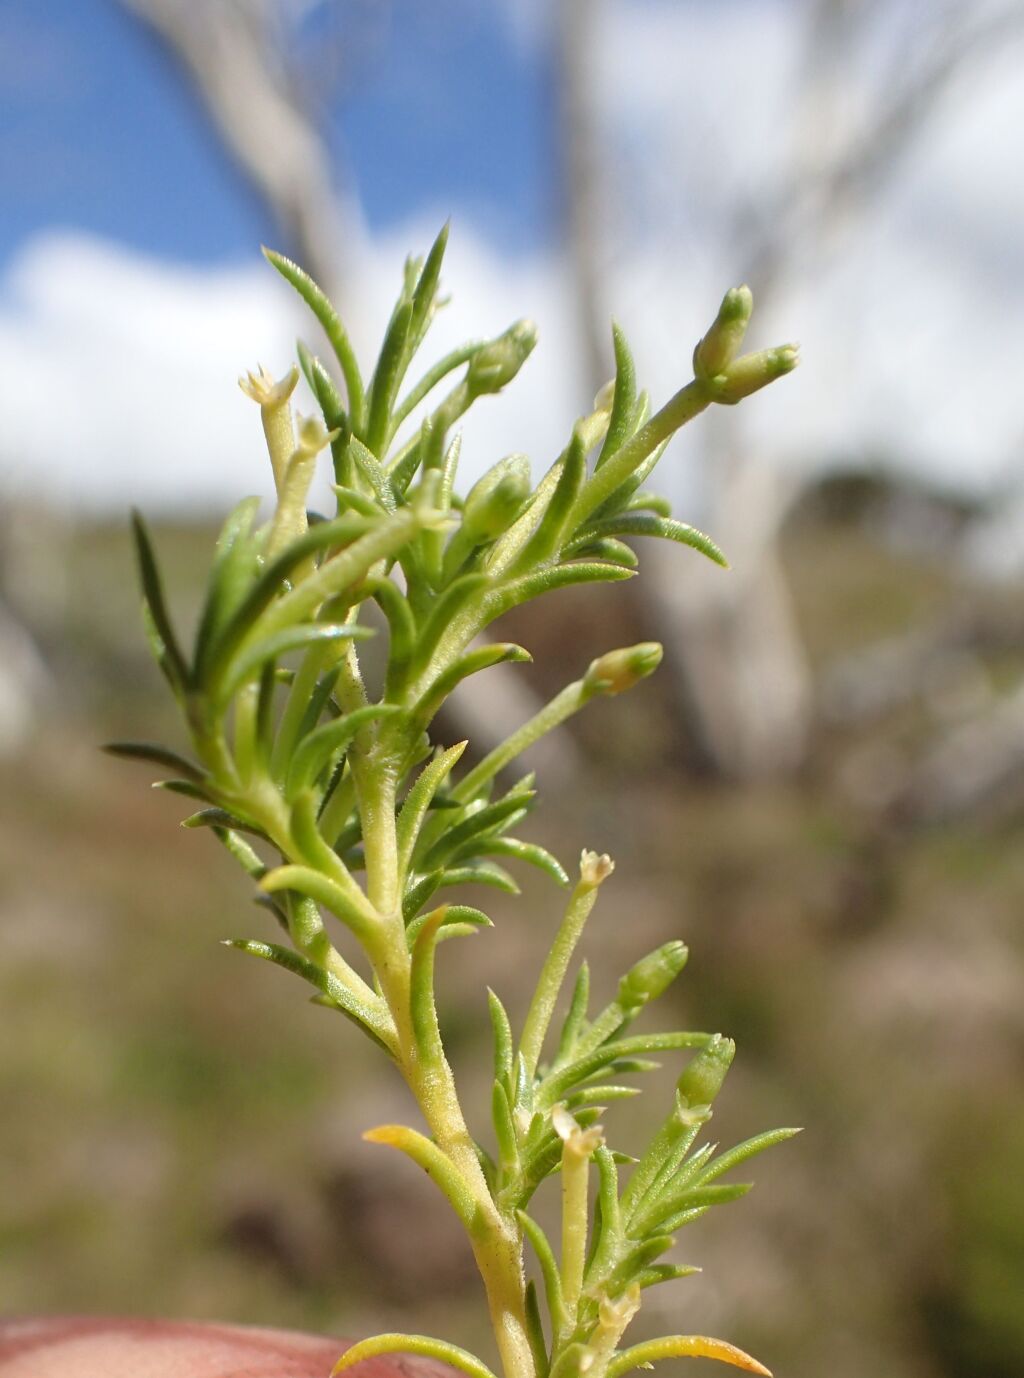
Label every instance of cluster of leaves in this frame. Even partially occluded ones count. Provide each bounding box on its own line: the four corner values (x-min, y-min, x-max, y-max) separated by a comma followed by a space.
112, 226, 798, 1378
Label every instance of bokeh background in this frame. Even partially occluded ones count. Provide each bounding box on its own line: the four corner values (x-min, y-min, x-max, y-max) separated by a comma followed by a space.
2, 3, 1024, 1376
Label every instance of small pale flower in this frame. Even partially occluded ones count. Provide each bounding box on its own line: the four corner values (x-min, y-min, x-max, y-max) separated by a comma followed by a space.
294, 413, 340, 458
580, 849, 615, 888
238, 363, 299, 408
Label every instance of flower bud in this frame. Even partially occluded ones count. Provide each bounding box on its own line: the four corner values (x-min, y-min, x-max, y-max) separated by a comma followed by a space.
579, 849, 614, 888
583, 642, 663, 698
294, 413, 340, 458
466, 319, 538, 395
692, 286, 753, 381
617, 940, 689, 1013
461, 454, 532, 543
593, 377, 617, 413
713, 343, 800, 405
553, 1104, 605, 1158
596, 1283, 641, 1337
676, 1033, 735, 1110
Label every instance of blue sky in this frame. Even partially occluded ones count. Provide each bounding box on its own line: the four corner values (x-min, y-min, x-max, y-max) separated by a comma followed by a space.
0, 0, 553, 272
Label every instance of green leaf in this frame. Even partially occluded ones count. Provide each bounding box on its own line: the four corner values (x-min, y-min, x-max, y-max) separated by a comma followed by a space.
366, 297, 413, 456
524, 1280, 550, 1378
492, 1079, 520, 1178
332, 1333, 500, 1378
605, 1335, 771, 1378
494, 561, 634, 618
153, 778, 210, 802
104, 740, 205, 782
199, 512, 374, 684
250, 504, 436, 648
488, 988, 514, 1090
633, 1263, 702, 1291
405, 904, 493, 947
451, 836, 569, 887
182, 808, 268, 840
586, 1145, 622, 1280
131, 511, 189, 691
223, 939, 394, 1052
192, 496, 263, 673
263, 247, 366, 432
510, 429, 587, 571
331, 484, 383, 518
396, 741, 468, 883
420, 793, 536, 872
406, 573, 490, 683
646, 1182, 752, 1232
538, 1032, 711, 1107
368, 578, 417, 696
220, 622, 371, 700
518, 1210, 565, 1336
556, 962, 591, 1063
564, 536, 638, 569
408, 905, 450, 1065
409, 643, 532, 733
298, 341, 352, 487
602, 1235, 677, 1297
564, 1084, 640, 1110
620, 489, 672, 517
575, 513, 727, 568
347, 436, 399, 513
589, 433, 667, 522
211, 826, 266, 878
695, 1127, 801, 1185
361, 1126, 483, 1236
287, 703, 405, 797
393, 340, 482, 433
260, 863, 376, 944
402, 861, 520, 921
595, 323, 637, 468
408, 222, 449, 355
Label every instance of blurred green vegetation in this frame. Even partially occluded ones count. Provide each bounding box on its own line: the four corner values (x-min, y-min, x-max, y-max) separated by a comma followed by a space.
0, 497, 1022, 1378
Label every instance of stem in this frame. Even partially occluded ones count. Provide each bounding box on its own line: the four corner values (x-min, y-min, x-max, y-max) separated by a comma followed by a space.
560, 1145, 591, 1339
519, 875, 602, 1080
453, 677, 590, 804
375, 919, 537, 1378
567, 379, 710, 530
355, 742, 534, 1378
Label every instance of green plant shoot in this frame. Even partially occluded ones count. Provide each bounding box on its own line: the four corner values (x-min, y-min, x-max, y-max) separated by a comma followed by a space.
112, 226, 800, 1378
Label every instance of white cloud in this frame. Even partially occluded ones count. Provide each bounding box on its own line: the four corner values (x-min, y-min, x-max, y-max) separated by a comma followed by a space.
0, 224, 589, 517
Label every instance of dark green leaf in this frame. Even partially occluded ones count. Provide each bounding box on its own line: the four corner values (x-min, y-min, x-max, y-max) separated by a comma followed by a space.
595, 323, 637, 468
131, 511, 189, 690
104, 740, 205, 782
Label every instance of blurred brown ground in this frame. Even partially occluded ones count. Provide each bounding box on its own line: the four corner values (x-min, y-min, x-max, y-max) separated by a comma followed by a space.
0, 492, 1022, 1378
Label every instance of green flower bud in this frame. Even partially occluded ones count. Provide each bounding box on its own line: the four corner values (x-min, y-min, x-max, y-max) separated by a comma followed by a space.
713, 344, 800, 405
467, 319, 538, 395
617, 940, 689, 1012
692, 286, 753, 381
461, 454, 532, 543
676, 1033, 735, 1110
583, 642, 663, 698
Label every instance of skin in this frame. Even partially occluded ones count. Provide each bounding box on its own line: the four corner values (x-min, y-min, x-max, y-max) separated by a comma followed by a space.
0, 1318, 453, 1378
